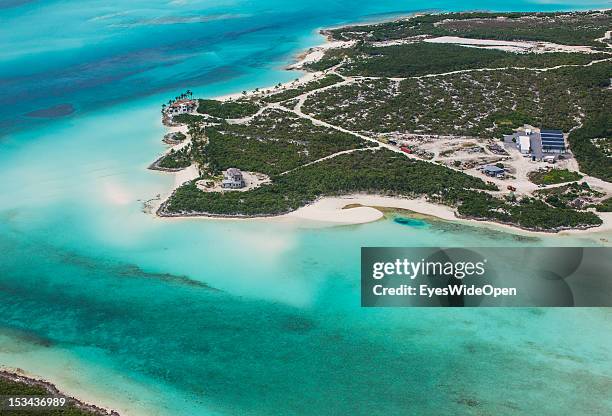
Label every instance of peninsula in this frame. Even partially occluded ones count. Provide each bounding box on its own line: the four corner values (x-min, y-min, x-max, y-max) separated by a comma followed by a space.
151, 10, 612, 232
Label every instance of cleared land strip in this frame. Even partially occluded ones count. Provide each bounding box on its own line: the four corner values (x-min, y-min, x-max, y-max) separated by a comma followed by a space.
278, 146, 381, 176
345, 56, 612, 81
276, 104, 414, 159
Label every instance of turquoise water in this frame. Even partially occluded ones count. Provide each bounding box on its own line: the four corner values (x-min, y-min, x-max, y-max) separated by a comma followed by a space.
1, 1, 612, 415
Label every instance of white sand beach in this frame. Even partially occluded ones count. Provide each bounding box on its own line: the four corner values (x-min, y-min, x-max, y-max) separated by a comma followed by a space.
285, 195, 454, 224
285, 194, 612, 238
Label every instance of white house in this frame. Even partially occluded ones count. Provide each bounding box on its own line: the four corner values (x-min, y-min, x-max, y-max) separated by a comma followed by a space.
166, 99, 196, 115
222, 168, 245, 189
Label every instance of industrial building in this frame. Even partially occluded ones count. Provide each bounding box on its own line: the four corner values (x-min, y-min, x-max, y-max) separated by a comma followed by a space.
540, 130, 566, 154
504, 125, 567, 160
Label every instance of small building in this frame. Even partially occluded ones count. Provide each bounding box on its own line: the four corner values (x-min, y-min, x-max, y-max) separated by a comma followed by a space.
483, 165, 505, 178
519, 135, 531, 154
222, 168, 245, 189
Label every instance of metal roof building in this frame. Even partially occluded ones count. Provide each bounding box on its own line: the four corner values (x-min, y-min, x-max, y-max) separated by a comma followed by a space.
540, 130, 566, 154
483, 165, 506, 177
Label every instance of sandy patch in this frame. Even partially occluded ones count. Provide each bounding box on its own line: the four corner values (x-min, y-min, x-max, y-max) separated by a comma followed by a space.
286, 195, 456, 224
175, 164, 199, 187
287, 40, 356, 69
286, 194, 612, 239
424, 36, 599, 54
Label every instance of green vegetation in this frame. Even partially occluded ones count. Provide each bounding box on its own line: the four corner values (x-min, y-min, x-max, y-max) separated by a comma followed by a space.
458, 192, 602, 230
165, 149, 496, 216
303, 62, 612, 169
534, 182, 603, 208
174, 132, 186, 141
327, 11, 612, 46
197, 99, 259, 119
308, 42, 605, 77
0, 377, 101, 416
166, 149, 600, 230
528, 169, 583, 185
568, 112, 612, 182
200, 109, 370, 176
263, 74, 344, 103
172, 113, 205, 124
157, 146, 192, 170
303, 67, 579, 137
596, 197, 612, 212
304, 12, 612, 181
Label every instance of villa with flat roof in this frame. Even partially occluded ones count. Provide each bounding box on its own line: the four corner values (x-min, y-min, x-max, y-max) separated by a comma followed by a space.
222, 168, 246, 189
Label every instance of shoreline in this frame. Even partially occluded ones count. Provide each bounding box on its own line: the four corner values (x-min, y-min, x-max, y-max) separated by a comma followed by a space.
156, 192, 612, 238
0, 369, 120, 416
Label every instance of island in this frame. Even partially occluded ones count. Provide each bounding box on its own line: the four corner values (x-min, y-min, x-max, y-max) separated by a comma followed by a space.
150, 10, 612, 232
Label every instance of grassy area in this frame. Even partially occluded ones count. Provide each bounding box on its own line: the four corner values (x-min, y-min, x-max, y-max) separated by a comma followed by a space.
200, 109, 370, 176
165, 148, 496, 216
528, 169, 584, 185
308, 42, 605, 77
0, 377, 102, 416
197, 99, 259, 119
303, 65, 599, 137
165, 148, 601, 230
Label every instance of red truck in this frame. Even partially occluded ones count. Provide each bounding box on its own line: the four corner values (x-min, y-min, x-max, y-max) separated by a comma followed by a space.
400, 146, 412, 154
